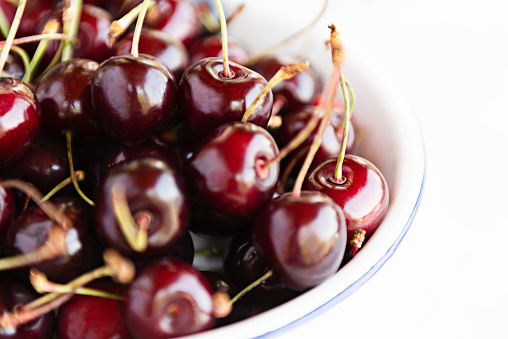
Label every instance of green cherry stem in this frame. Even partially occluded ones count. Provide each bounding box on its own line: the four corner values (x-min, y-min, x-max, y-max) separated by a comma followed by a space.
41, 170, 85, 202
214, 0, 231, 78
65, 131, 95, 206
332, 71, 351, 184
130, 0, 151, 58
61, 0, 83, 62
229, 270, 274, 306
0, 0, 26, 75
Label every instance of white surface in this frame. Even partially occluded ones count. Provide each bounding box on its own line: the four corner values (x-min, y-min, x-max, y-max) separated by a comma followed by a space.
269, 1, 508, 338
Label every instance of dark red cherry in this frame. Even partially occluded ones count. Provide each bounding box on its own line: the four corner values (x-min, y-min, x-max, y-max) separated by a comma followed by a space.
277, 105, 357, 168
91, 54, 178, 145
142, 0, 201, 47
0, 77, 41, 167
253, 191, 347, 290
251, 55, 321, 115
115, 28, 189, 81
178, 57, 273, 143
3, 53, 24, 80
16, 0, 53, 40
35, 58, 103, 144
0, 177, 14, 240
94, 157, 189, 260
3, 198, 101, 283
0, 281, 55, 339
304, 155, 389, 243
186, 122, 279, 218
40, 4, 114, 63
3, 135, 69, 194
123, 258, 215, 339
188, 35, 249, 66
56, 280, 133, 339
223, 230, 299, 311
0, 1, 15, 26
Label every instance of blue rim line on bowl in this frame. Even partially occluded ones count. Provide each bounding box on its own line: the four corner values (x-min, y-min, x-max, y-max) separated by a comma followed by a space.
256, 154, 426, 338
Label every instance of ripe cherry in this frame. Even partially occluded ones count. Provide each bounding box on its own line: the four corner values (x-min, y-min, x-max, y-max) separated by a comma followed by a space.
91, 54, 178, 145
35, 58, 103, 145
186, 122, 279, 219
94, 157, 189, 260
252, 191, 347, 291
0, 77, 41, 167
0, 177, 14, 240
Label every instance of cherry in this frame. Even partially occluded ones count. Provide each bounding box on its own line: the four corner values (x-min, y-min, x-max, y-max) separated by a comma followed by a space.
188, 34, 249, 66
3, 53, 24, 80
91, 54, 178, 145
185, 122, 279, 219
178, 58, 273, 142
94, 157, 189, 260
223, 230, 299, 311
3, 135, 69, 194
251, 55, 321, 115
0, 281, 55, 339
252, 191, 347, 291
122, 258, 219, 339
303, 155, 389, 248
40, 4, 115, 63
114, 28, 189, 81
0, 77, 41, 167
142, 0, 201, 47
35, 58, 103, 145
16, 0, 53, 40
55, 280, 132, 339
0, 177, 14, 240
2, 197, 101, 283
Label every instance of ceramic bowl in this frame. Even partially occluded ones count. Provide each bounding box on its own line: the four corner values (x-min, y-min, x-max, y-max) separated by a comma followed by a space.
186, 1, 425, 338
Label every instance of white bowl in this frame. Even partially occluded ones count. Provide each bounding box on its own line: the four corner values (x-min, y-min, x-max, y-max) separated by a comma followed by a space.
186, 1, 425, 338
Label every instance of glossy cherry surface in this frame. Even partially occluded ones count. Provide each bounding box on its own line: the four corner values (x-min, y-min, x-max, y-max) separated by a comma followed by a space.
304, 154, 389, 242
178, 57, 273, 142
3, 198, 101, 283
3, 135, 69, 194
0, 78, 41, 167
186, 122, 279, 218
94, 157, 189, 260
253, 191, 347, 290
56, 280, 132, 339
0, 281, 55, 339
115, 29, 189, 81
251, 55, 321, 115
35, 58, 103, 144
91, 55, 178, 145
123, 258, 215, 339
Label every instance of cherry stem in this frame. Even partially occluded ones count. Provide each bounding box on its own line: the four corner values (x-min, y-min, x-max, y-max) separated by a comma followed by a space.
228, 269, 273, 306
34, 41, 64, 84
0, 0, 26, 75
267, 114, 282, 129
0, 292, 74, 333
0, 226, 69, 271
108, 0, 154, 47
332, 72, 351, 183
41, 170, 85, 202
248, 0, 328, 64
61, 0, 83, 62
109, 183, 149, 252
0, 179, 73, 229
194, 247, 226, 257
276, 145, 310, 194
66, 131, 95, 206
241, 62, 309, 123
130, 0, 152, 58
30, 269, 123, 300
197, 3, 245, 34
214, 0, 231, 78
0, 33, 68, 48
0, 5, 10, 38
347, 229, 366, 260
292, 65, 341, 197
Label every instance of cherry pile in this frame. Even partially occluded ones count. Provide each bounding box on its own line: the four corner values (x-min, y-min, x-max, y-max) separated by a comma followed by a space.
0, 0, 390, 338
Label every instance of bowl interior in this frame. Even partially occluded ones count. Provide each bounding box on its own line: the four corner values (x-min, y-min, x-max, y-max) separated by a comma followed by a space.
185, 2, 425, 338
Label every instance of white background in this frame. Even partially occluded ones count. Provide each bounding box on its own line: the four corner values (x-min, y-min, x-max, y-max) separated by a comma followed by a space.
270, 1, 508, 338
222, 0, 508, 338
